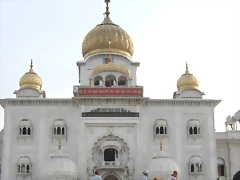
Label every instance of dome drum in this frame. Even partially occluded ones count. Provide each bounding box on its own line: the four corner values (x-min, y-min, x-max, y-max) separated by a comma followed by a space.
91, 62, 130, 76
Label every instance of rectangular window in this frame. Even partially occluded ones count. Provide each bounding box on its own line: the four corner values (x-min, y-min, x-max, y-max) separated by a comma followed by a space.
217, 165, 225, 176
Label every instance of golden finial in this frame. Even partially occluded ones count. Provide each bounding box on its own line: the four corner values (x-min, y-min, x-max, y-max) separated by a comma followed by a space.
58, 138, 62, 150
104, 0, 111, 17
160, 138, 163, 151
185, 62, 190, 74
30, 59, 33, 69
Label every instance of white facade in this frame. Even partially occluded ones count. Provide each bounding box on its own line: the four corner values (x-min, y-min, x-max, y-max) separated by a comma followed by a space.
0, 56, 239, 179
0, 2, 240, 180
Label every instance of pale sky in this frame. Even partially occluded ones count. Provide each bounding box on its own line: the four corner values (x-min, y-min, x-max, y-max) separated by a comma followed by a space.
0, 0, 239, 132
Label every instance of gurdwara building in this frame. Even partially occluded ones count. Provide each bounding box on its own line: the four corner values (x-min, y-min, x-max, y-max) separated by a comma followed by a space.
0, 1, 239, 180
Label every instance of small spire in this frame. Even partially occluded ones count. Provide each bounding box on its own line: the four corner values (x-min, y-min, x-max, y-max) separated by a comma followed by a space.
160, 138, 163, 151
30, 59, 33, 69
28, 59, 34, 72
58, 138, 62, 150
104, 0, 111, 17
185, 62, 190, 74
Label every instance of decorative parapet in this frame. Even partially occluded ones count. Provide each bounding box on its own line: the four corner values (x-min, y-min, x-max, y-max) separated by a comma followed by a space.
0, 98, 221, 107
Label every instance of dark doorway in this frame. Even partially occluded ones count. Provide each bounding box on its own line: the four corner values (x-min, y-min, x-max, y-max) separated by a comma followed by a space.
104, 148, 116, 161
104, 175, 118, 180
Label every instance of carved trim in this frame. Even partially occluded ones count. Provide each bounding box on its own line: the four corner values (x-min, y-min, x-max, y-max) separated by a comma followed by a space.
0, 98, 221, 107
91, 132, 130, 164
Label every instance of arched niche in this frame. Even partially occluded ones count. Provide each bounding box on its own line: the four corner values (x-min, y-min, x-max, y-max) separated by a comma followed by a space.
92, 134, 130, 169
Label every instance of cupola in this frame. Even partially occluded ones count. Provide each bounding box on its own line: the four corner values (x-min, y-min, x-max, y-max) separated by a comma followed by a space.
44, 139, 78, 180
19, 60, 42, 90
148, 139, 180, 180
82, 0, 134, 59
177, 62, 199, 91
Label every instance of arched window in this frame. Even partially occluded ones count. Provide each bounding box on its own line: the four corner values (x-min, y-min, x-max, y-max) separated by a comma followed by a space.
57, 127, 61, 135
154, 119, 168, 138
27, 128, 31, 135
52, 119, 67, 141
118, 76, 128, 86
191, 164, 194, 172
22, 127, 27, 135
160, 126, 164, 134
217, 157, 225, 177
21, 164, 25, 173
19, 119, 33, 139
94, 76, 104, 86
105, 75, 117, 87
17, 156, 31, 175
189, 127, 193, 134
189, 155, 203, 174
187, 119, 201, 137
194, 127, 198, 134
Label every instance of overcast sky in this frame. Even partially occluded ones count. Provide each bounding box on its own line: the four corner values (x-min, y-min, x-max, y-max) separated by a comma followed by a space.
0, 0, 239, 131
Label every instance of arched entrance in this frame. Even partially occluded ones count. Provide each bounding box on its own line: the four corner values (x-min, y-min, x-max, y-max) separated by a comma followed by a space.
104, 175, 118, 180
102, 172, 122, 180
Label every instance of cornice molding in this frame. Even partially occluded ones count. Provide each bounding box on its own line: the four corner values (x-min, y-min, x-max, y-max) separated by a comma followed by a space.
0, 97, 221, 108
0, 98, 73, 108
216, 139, 240, 144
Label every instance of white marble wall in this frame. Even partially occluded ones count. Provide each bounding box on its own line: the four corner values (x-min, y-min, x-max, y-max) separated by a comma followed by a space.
0, 99, 230, 180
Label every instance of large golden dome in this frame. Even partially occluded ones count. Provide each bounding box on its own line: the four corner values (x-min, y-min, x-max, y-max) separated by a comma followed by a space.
177, 63, 199, 91
19, 60, 42, 90
82, 2, 134, 59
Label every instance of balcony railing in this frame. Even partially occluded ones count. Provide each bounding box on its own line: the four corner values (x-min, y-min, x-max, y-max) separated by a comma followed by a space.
102, 161, 121, 166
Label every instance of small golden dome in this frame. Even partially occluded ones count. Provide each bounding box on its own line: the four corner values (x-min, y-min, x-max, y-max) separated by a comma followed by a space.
82, 1, 134, 59
177, 63, 199, 91
19, 60, 42, 90
92, 59, 130, 76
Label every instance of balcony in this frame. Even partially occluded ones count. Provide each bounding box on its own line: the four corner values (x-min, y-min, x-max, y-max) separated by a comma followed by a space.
99, 161, 123, 170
